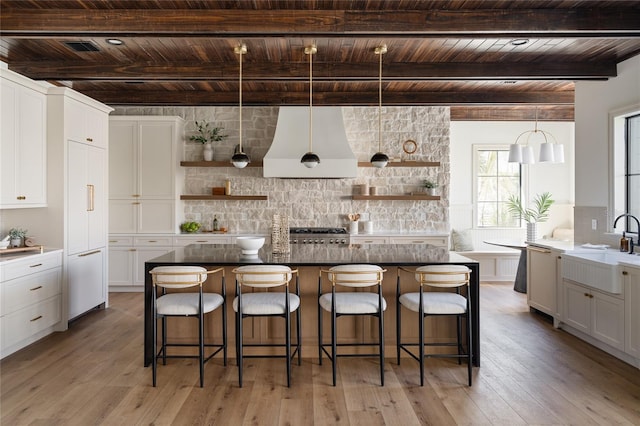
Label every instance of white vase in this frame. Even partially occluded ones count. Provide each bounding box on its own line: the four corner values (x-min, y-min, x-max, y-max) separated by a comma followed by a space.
203, 143, 214, 161
425, 187, 436, 196
526, 222, 537, 242
10, 237, 22, 248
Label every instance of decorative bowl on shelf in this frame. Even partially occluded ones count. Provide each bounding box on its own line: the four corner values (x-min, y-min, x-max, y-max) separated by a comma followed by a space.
236, 236, 265, 255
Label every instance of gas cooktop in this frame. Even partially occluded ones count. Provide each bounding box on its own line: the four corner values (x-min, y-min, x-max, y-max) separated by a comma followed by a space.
289, 227, 348, 235
289, 227, 349, 244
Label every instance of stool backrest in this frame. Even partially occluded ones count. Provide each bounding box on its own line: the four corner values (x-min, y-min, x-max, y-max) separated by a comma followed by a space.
150, 266, 209, 289
233, 265, 294, 288
326, 264, 385, 288
415, 265, 470, 289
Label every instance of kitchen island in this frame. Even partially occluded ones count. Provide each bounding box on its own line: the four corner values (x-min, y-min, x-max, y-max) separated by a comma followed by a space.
143, 243, 480, 367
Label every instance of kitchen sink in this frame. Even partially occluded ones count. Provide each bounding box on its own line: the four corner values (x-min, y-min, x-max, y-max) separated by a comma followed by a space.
561, 249, 637, 294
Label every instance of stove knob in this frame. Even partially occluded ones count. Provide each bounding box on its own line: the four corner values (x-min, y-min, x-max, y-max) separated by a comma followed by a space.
329, 239, 334, 244
303, 239, 308, 244
314, 239, 320, 244
320, 240, 325, 244
341, 239, 347, 244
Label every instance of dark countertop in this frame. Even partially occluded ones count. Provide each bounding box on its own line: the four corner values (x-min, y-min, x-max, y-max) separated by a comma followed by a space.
146, 243, 476, 266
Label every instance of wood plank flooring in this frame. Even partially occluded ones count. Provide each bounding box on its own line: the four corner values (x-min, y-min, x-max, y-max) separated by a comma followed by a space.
2, 282, 639, 425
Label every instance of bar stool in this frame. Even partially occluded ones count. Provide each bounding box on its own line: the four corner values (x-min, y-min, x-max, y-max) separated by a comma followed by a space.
318, 264, 386, 386
396, 265, 472, 386
232, 265, 300, 388
150, 266, 226, 388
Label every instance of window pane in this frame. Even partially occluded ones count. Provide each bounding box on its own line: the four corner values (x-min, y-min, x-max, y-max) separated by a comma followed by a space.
477, 150, 497, 175
628, 115, 640, 174
475, 147, 521, 228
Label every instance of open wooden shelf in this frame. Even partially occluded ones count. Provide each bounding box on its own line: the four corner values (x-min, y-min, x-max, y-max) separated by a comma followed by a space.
180, 160, 263, 168
357, 161, 440, 168
180, 195, 267, 201
352, 195, 440, 201
0, 245, 44, 255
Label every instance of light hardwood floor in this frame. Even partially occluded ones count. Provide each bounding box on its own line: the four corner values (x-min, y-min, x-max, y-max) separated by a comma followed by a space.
2, 282, 639, 425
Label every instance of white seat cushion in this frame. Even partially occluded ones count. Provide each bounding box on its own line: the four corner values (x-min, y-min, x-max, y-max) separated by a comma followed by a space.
328, 264, 384, 288
399, 292, 467, 315
319, 292, 387, 314
156, 292, 224, 316
233, 292, 300, 315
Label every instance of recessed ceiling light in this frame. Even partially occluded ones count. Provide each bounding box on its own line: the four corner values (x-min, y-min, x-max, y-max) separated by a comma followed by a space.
106, 39, 124, 46
510, 39, 529, 46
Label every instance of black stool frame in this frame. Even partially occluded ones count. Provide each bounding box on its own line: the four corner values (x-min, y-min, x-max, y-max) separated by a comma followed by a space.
396, 266, 472, 386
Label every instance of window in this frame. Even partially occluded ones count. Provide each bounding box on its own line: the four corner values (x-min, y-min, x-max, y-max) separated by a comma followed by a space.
611, 105, 640, 236
625, 114, 640, 228
474, 145, 521, 228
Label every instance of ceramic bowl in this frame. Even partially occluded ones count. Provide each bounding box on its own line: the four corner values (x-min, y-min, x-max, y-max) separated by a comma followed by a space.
236, 236, 265, 255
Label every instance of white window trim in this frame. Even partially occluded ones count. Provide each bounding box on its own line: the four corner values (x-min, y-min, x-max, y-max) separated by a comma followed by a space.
472, 143, 529, 229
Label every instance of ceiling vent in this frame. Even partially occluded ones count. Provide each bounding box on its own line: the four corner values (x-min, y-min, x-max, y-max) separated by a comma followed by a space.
64, 41, 100, 52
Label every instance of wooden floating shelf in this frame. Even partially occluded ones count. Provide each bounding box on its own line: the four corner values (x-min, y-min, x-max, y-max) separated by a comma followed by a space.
180, 161, 263, 168
352, 195, 440, 201
0, 245, 44, 255
357, 161, 440, 168
180, 195, 268, 201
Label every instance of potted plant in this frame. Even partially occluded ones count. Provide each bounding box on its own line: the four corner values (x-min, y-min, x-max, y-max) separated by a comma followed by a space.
9, 227, 28, 248
506, 191, 554, 241
423, 179, 438, 196
189, 120, 227, 161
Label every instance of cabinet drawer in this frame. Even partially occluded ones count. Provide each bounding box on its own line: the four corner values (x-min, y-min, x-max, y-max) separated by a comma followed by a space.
133, 236, 174, 247
108, 236, 134, 246
389, 236, 449, 247
174, 236, 233, 246
0, 251, 63, 282
1, 268, 61, 316
350, 236, 389, 244
1, 295, 61, 349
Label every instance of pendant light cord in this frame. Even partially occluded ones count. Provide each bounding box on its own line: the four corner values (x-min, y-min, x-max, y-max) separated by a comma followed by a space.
378, 47, 383, 152
309, 46, 313, 153
239, 46, 243, 152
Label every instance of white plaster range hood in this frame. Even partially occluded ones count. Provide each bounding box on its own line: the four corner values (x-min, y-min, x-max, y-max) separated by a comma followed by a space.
263, 106, 358, 178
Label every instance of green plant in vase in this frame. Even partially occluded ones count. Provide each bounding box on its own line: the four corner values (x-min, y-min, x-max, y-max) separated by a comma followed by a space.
189, 120, 227, 161
506, 192, 554, 241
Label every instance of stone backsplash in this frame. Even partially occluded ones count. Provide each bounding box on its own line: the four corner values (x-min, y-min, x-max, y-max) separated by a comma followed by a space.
111, 106, 450, 234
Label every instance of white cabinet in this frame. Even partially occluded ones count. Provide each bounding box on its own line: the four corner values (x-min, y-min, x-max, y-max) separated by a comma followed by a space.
0, 68, 48, 208
350, 236, 389, 244
563, 279, 625, 351
67, 249, 105, 320
0, 250, 63, 358
624, 266, 640, 359
527, 245, 560, 318
388, 236, 449, 247
108, 117, 184, 234
173, 235, 234, 246
108, 235, 172, 290
67, 141, 106, 255
48, 88, 112, 321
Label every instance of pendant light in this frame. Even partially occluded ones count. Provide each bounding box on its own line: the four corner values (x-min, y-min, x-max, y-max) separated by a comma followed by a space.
508, 107, 565, 164
301, 45, 320, 168
231, 43, 250, 168
370, 44, 389, 168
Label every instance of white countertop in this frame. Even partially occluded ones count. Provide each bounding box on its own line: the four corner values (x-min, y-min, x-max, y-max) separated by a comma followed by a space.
0, 248, 63, 265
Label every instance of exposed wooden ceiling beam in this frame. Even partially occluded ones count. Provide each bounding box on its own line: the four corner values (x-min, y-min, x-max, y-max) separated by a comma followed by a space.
2, 9, 640, 36
8, 60, 616, 80
77, 89, 574, 106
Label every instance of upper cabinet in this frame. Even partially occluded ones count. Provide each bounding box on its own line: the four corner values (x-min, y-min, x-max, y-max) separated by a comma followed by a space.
109, 117, 184, 234
0, 69, 48, 209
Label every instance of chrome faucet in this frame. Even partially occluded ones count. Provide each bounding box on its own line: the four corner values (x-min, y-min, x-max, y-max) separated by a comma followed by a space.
613, 213, 640, 254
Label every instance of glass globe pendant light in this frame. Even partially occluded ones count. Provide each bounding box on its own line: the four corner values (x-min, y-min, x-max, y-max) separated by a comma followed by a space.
301, 45, 320, 168
231, 43, 250, 168
370, 44, 389, 168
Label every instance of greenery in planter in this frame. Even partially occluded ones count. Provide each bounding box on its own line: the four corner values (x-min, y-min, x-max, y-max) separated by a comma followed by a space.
189, 120, 227, 144
506, 191, 554, 224
422, 179, 438, 189
9, 227, 28, 239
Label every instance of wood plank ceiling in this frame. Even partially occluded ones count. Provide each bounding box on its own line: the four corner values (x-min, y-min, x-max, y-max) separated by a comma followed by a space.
2, 1, 640, 121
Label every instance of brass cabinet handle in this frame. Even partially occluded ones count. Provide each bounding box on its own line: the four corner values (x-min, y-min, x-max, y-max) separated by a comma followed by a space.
129, 248, 136, 252
584, 292, 589, 297
86, 137, 93, 142
79, 250, 101, 257
16, 195, 26, 200
622, 271, 628, 275
132, 202, 141, 205
30, 285, 43, 291
29, 263, 43, 268
87, 184, 95, 211
30, 315, 43, 322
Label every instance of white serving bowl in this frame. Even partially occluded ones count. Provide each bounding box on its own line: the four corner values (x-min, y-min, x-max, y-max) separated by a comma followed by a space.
236, 236, 265, 255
